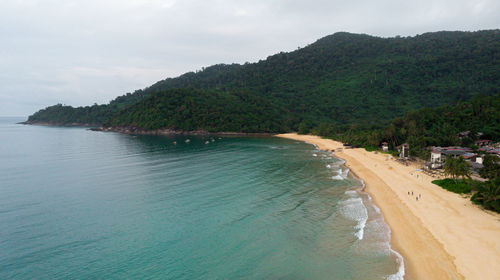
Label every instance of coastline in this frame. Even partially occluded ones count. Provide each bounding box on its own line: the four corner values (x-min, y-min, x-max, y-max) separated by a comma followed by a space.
277, 133, 500, 280
89, 126, 276, 137
20, 122, 275, 137
19, 121, 100, 127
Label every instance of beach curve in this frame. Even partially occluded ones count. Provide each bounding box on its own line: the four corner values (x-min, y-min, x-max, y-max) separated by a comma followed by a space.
277, 133, 500, 280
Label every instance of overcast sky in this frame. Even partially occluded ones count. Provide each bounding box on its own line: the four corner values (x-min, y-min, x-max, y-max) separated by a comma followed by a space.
1, 0, 499, 117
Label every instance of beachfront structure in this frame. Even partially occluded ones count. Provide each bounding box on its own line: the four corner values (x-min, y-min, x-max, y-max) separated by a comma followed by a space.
478, 146, 500, 158
475, 139, 492, 147
469, 161, 484, 172
381, 142, 389, 152
429, 146, 479, 169
475, 156, 484, 164
430, 149, 444, 169
396, 143, 409, 159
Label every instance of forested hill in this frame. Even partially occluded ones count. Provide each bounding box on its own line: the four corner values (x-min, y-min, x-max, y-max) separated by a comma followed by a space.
327, 94, 500, 158
26, 30, 500, 132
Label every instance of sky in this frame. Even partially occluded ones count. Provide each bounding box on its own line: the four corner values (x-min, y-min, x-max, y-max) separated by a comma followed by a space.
1, 0, 499, 117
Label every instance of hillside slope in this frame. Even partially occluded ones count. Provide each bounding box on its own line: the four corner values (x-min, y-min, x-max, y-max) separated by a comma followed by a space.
328, 94, 500, 158
26, 30, 500, 132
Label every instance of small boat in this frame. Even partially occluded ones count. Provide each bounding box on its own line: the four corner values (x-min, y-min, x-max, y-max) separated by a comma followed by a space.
185, 139, 191, 143
173, 141, 177, 145
205, 141, 209, 144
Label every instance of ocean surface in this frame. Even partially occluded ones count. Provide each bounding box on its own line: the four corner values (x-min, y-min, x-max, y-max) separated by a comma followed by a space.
0, 117, 403, 279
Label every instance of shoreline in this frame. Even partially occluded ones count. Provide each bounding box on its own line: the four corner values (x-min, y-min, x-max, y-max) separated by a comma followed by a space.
18, 121, 100, 127
347, 167, 406, 278
277, 133, 500, 280
345, 165, 407, 279
21, 122, 275, 137
89, 126, 276, 137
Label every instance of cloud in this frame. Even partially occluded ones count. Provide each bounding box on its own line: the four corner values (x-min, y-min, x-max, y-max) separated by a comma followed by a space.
0, 0, 499, 116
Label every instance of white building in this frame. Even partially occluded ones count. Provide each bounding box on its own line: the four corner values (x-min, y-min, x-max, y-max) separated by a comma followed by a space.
381, 142, 389, 152
396, 143, 409, 159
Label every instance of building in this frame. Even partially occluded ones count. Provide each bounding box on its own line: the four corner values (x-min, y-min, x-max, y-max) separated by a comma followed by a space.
396, 143, 409, 159
475, 139, 492, 147
429, 146, 478, 169
381, 142, 389, 152
478, 147, 500, 158
458, 131, 470, 139
469, 161, 484, 172
430, 148, 444, 169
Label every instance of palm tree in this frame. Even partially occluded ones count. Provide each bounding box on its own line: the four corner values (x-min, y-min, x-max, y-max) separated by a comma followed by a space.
444, 156, 458, 180
444, 156, 471, 181
472, 179, 500, 211
455, 156, 471, 180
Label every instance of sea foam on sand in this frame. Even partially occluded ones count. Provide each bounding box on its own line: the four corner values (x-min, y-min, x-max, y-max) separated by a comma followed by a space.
339, 193, 368, 240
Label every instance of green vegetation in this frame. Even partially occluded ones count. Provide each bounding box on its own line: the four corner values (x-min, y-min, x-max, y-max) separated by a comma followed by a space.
27, 90, 148, 125
471, 178, 500, 212
26, 30, 500, 133
432, 179, 473, 194
24, 29, 500, 212
433, 176, 500, 213
443, 156, 471, 180
480, 155, 500, 179
108, 88, 288, 132
328, 94, 500, 158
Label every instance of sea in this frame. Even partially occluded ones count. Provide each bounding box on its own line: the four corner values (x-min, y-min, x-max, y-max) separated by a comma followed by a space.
0, 117, 403, 279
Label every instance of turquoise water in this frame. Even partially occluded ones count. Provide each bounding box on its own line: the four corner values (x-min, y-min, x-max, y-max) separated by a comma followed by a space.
0, 117, 402, 279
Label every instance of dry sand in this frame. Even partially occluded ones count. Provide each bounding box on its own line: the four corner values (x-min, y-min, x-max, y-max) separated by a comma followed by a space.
276, 133, 500, 280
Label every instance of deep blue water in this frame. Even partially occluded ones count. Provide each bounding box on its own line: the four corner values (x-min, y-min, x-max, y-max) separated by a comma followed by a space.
0, 117, 402, 279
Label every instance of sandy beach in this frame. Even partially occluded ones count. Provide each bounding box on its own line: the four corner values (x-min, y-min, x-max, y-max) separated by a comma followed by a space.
276, 133, 500, 280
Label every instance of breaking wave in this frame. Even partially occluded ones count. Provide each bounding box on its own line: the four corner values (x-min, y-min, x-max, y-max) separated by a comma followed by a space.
338, 195, 368, 240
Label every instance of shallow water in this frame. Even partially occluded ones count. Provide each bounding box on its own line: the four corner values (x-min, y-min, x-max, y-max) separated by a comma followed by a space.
0, 117, 402, 279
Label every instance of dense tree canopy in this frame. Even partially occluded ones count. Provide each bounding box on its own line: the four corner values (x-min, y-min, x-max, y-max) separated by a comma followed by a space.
480, 155, 500, 179
329, 94, 500, 158
26, 30, 500, 133
107, 88, 289, 132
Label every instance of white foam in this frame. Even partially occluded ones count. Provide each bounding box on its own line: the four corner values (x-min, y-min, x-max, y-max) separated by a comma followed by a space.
339, 197, 368, 240
366, 194, 382, 214
341, 168, 349, 178
332, 168, 349, 179
387, 249, 405, 280
331, 175, 344, 180
336, 159, 346, 165
340, 162, 405, 279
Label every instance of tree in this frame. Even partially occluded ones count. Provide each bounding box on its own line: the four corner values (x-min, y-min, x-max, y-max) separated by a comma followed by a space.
444, 156, 471, 181
455, 156, 471, 180
479, 155, 500, 179
472, 178, 500, 212
444, 156, 458, 180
